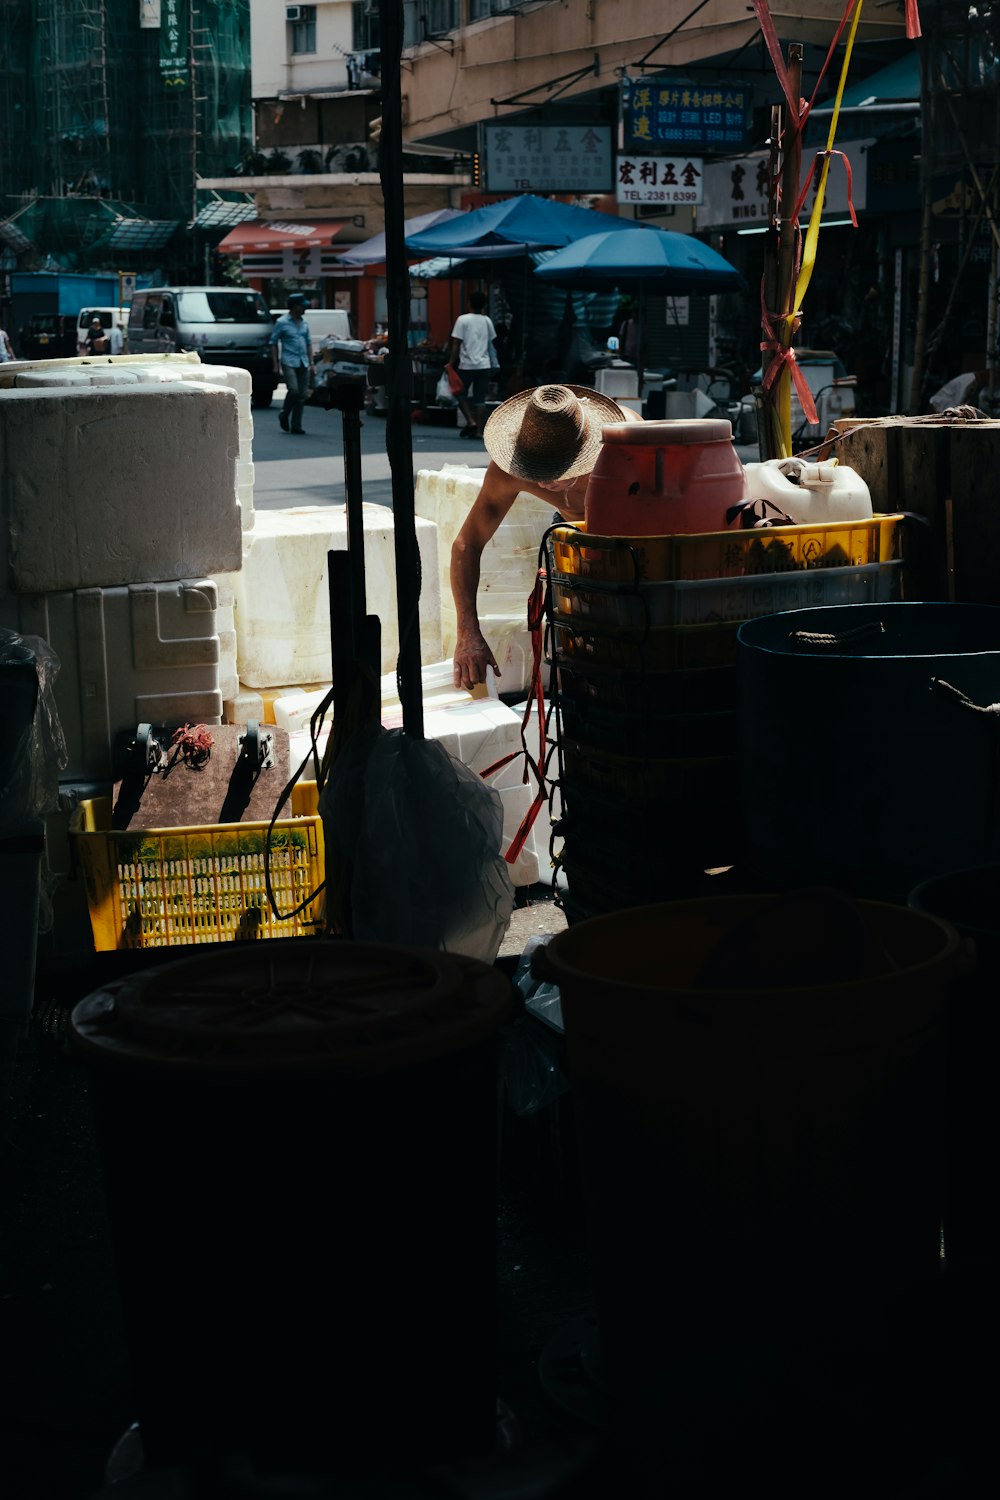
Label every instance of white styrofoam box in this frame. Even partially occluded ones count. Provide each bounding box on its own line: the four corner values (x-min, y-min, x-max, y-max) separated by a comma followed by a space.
0, 383, 241, 594
84, 369, 146, 386
475, 613, 536, 697
233, 504, 441, 688
0, 352, 201, 389
213, 573, 237, 608
10, 370, 95, 388
507, 696, 562, 883
272, 687, 329, 736
496, 781, 541, 887
3, 580, 222, 782
594, 365, 639, 399
218, 628, 239, 700
223, 688, 265, 727
415, 463, 553, 660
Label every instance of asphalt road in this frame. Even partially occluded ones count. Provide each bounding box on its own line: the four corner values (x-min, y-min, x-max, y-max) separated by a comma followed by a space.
251, 389, 492, 511
251, 385, 761, 512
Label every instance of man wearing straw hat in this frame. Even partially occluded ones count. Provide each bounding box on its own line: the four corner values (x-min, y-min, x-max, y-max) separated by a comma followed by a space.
451, 383, 640, 690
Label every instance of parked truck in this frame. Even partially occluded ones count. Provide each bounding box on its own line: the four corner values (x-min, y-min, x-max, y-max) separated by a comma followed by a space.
9, 271, 142, 360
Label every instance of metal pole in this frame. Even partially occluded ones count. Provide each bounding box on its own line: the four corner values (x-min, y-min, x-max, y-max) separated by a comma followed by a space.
380, 0, 423, 739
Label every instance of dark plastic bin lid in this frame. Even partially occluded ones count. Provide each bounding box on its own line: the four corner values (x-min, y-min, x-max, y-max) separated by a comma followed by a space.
69, 943, 512, 1077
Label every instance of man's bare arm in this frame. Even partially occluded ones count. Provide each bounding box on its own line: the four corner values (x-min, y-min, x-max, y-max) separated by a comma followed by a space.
451, 463, 526, 688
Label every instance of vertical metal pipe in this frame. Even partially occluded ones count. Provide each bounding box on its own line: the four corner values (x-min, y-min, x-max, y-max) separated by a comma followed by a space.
379, 0, 423, 739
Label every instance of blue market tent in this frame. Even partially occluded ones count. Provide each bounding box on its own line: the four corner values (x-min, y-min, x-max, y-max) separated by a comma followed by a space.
404, 195, 635, 256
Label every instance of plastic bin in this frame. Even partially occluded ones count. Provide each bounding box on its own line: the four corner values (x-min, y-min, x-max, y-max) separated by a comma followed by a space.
69, 942, 511, 1470
534, 895, 961, 1399
560, 739, 735, 807
557, 658, 737, 715
558, 778, 740, 872
739, 602, 1000, 899
557, 697, 736, 759
548, 514, 904, 584
71, 781, 324, 950
909, 864, 1000, 1269
550, 617, 742, 672
552, 558, 903, 629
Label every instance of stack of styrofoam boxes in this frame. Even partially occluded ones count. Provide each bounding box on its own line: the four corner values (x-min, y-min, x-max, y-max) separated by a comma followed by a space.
414, 464, 556, 698
270, 661, 542, 887
226, 502, 442, 724
0, 366, 243, 950
3, 353, 250, 707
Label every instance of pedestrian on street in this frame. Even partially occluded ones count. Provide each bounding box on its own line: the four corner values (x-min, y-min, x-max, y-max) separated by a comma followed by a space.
449, 290, 496, 441
270, 293, 313, 435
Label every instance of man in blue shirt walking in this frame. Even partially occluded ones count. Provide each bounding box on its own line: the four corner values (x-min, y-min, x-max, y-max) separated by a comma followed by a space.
269, 292, 313, 434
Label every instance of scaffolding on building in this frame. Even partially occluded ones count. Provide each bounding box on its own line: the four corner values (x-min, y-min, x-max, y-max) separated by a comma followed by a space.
0, 0, 253, 274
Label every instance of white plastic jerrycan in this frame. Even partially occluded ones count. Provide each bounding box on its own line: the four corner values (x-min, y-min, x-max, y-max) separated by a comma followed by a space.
742, 456, 873, 525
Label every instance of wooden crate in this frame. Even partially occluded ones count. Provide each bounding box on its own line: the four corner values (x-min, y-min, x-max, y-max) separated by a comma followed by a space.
825, 417, 1000, 603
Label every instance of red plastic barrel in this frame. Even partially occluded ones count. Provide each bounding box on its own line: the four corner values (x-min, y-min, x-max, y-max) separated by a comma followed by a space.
584, 418, 749, 536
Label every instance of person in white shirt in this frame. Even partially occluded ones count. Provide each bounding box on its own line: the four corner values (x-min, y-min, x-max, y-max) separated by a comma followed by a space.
448, 290, 496, 440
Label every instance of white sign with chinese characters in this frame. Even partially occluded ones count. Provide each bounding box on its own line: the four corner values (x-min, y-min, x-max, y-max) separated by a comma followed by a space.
616, 156, 704, 206
698, 142, 870, 229
140, 0, 161, 25
483, 123, 613, 193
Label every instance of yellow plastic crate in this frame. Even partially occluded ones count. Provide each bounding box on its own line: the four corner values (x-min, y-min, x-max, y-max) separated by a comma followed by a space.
72, 781, 325, 951
551, 617, 742, 672
548, 514, 905, 584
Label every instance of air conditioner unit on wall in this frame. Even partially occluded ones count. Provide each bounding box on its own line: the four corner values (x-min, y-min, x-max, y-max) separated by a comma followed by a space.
285, 6, 303, 21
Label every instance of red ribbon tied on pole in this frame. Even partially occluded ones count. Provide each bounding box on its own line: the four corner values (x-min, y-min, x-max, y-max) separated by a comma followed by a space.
759, 290, 819, 427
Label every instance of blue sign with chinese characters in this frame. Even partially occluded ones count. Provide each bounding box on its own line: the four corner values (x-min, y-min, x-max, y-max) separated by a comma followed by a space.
621, 76, 752, 152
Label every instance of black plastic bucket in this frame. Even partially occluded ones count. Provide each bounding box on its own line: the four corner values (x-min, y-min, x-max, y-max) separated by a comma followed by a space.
738, 602, 1000, 900
69, 941, 511, 1473
909, 864, 1000, 1268
534, 893, 963, 1399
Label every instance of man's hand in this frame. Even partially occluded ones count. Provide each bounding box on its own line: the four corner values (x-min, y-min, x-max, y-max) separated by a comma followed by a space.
453, 628, 501, 690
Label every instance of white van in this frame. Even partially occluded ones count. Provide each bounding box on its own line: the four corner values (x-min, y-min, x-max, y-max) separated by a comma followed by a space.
271, 307, 353, 344
128, 286, 278, 407
77, 307, 128, 354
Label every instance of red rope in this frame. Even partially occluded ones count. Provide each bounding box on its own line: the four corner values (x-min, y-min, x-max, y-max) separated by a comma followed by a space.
479, 570, 549, 867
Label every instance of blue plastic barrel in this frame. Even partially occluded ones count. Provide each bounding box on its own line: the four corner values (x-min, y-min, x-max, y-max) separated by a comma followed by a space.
738, 602, 1000, 901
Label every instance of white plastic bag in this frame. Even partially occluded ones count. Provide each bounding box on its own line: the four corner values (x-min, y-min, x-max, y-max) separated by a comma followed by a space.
0, 630, 67, 834
320, 727, 514, 962
435, 372, 458, 406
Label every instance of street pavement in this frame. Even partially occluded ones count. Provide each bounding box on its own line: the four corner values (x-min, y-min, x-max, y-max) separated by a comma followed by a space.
251, 386, 761, 512
251, 392, 491, 511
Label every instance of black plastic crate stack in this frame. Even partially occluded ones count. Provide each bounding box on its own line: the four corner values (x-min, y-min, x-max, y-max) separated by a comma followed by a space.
544, 517, 906, 920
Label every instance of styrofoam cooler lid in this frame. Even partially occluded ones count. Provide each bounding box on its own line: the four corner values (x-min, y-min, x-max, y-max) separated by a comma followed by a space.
70, 943, 511, 1076
599, 418, 734, 445
13, 370, 94, 387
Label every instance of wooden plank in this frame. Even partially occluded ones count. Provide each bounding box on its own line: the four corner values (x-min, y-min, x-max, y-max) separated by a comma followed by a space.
949, 422, 1000, 604
112, 723, 294, 831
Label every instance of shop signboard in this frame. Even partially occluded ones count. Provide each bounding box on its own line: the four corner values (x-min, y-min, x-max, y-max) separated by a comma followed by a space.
160, 0, 188, 90
621, 77, 752, 152
616, 155, 704, 206
482, 123, 613, 193
698, 142, 870, 229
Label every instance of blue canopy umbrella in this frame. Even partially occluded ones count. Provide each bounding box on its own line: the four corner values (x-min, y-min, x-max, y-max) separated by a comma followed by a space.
534, 225, 745, 389
532, 225, 745, 292
404, 194, 635, 255
335, 208, 464, 266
